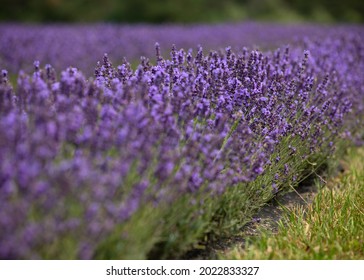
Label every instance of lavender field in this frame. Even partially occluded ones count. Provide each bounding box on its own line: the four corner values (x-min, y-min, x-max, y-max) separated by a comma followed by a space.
0, 23, 363, 259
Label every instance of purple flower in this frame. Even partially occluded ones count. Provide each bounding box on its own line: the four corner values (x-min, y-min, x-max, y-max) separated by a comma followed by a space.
0, 25, 363, 259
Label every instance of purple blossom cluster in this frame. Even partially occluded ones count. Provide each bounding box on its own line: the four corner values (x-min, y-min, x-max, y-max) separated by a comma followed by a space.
0, 28, 363, 259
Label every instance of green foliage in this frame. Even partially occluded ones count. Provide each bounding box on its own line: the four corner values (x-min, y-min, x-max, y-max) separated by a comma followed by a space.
0, 0, 363, 23
91, 126, 341, 259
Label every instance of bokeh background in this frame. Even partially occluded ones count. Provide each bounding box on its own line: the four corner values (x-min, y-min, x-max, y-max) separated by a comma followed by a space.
0, 0, 363, 23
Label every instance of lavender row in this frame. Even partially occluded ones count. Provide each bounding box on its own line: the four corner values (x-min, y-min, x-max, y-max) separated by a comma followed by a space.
1, 22, 363, 75
0, 30, 363, 259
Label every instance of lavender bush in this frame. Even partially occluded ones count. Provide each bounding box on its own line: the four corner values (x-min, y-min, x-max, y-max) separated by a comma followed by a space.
0, 25, 363, 259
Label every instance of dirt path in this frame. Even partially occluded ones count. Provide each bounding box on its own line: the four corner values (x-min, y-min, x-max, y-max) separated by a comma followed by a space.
183, 177, 322, 259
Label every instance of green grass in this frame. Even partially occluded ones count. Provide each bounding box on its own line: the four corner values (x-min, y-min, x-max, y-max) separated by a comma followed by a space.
221, 147, 364, 260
